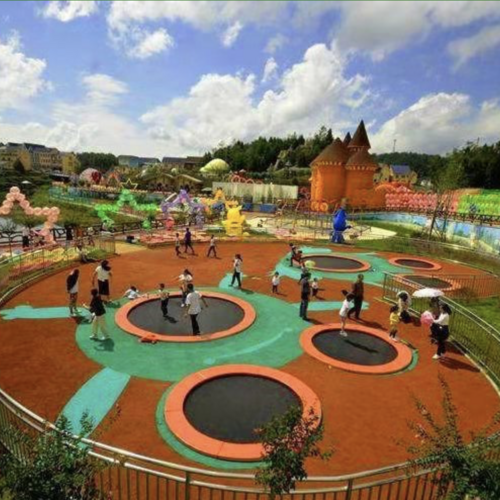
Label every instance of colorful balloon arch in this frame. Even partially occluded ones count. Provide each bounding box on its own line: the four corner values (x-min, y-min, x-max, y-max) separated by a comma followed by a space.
0, 187, 60, 243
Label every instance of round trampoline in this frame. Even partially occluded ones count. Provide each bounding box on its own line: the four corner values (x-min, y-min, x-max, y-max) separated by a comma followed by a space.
388, 257, 442, 271
165, 365, 321, 461
301, 324, 413, 374
304, 254, 371, 273
116, 292, 256, 342
400, 275, 458, 292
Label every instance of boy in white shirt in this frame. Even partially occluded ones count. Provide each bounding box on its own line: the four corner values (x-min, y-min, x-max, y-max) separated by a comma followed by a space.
271, 272, 280, 294
123, 286, 140, 300
311, 277, 319, 298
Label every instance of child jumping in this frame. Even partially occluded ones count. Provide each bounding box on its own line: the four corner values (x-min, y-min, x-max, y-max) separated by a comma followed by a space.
389, 304, 400, 341
159, 283, 170, 319
271, 272, 280, 294
339, 291, 354, 337
311, 278, 319, 298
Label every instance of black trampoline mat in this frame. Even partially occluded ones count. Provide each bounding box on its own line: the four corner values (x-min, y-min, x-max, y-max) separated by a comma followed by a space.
127, 297, 244, 336
404, 275, 451, 289
312, 330, 398, 366
184, 375, 301, 443
306, 255, 364, 270
395, 258, 434, 269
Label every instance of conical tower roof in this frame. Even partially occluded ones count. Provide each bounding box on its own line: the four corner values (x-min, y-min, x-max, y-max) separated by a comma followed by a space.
348, 120, 371, 150
343, 132, 351, 146
311, 138, 349, 166
346, 148, 377, 169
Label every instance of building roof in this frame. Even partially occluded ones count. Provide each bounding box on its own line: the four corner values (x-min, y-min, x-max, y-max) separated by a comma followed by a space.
346, 148, 377, 168
311, 138, 349, 166
343, 132, 351, 146
162, 156, 187, 164
391, 164, 412, 175
348, 120, 371, 150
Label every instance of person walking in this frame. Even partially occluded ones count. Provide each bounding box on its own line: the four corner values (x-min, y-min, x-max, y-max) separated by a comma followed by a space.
159, 283, 169, 319
184, 227, 195, 255
230, 254, 243, 288
174, 232, 181, 257
348, 274, 364, 320
184, 283, 208, 335
207, 235, 217, 258
92, 260, 112, 303
299, 273, 311, 321
86, 289, 109, 341
178, 269, 193, 307
66, 269, 80, 316
271, 272, 280, 294
431, 303, 451, 360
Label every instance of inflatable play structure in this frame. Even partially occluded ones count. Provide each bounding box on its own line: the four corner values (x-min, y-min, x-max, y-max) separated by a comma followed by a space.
332, 203, 352, 244
0, 187, 59, 243
222, 205, 247, 237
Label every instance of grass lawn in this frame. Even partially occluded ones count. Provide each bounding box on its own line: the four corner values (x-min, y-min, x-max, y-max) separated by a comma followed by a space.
462, 297, 500, 331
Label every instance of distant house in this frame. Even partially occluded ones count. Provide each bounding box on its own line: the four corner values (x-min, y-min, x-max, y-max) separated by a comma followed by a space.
0, 143, 32, 171
118, 155, 160, 168
60, 152, 80, 174
375, 164, 417, 186
162, 156, 203, 169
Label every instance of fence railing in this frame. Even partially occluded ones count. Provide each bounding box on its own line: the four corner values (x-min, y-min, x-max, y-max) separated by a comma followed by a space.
383, 272, 500, 387
0, 236, 115, 306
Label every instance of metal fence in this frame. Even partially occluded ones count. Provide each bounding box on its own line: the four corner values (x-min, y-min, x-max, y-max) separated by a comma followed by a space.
0, 236, 115, 306
383, 272, 500, 387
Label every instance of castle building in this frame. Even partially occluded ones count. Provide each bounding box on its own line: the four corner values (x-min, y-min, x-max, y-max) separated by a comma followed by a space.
310, 120, 383, 208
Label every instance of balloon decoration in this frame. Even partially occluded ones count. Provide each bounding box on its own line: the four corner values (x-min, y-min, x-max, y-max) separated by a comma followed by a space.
385, 186, 438, 211
420, 311, 435, 327
161, 189, 206, 226
95, 189, 158, 229
0, 186, 60, 243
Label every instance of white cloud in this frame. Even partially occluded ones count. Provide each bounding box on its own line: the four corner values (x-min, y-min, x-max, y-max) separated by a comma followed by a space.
140, 41, 369, 154
42, 1, 98, 22
262, 57, 278, 83
82, 73, 128, 104
371, 92, 500, 154
0, 32, 50, 110
448, 24, 500, 69
221, 21, 243, 47
265, 34, 288, 54
126, 28, 174, 59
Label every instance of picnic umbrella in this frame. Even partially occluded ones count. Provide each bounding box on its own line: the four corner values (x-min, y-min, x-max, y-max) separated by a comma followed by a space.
412, 288, 445, 298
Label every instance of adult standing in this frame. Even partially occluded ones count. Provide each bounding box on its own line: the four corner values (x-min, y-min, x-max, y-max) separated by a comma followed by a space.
299, 273, 311, 321
184, 283, 208, 335
184, 227, 195, 255
230, 254, 243, 288
92, 260, 112, 304
431, 303, 451, 360
21, 227, 30, 250
397, 291, 412, 324
179, 269, 193, 307
86, 289, 109, 341
207, 235, 217, 258
66, 269, 80, 316
348, 274, 364, 320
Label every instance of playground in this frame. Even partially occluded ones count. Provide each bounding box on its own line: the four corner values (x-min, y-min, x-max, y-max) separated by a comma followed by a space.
0, 240, 498, 477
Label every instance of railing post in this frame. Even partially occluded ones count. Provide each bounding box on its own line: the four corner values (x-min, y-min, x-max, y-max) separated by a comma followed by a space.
185, 471, 191, 500
345, 478, 354, 500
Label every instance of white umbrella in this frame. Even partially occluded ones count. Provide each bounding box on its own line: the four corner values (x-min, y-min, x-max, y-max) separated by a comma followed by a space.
412, 288, 445, 298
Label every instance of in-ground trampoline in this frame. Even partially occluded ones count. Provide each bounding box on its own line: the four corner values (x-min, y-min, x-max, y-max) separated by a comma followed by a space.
165, 365, 321, 461
116, 292, 256, 342
388, 256, 442, 271
301, 324, 413, 374
303, 254, 371, 273
399, 275, 459, 292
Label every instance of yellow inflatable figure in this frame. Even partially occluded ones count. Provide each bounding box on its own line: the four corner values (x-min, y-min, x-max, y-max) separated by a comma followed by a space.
223, 205, 246, 236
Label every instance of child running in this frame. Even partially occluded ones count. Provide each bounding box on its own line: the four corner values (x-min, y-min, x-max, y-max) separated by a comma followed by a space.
207, 235, 217, 258
66, 269, 80, 316
389, 304, 400, 341
159, 283, 170, 319
174, 233, 181, 257
271, 272, 280, 294
339, 291, 354, 337
311, 277, 319, 298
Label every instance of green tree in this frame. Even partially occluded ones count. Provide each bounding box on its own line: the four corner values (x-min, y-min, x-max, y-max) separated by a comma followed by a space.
408, 375, 500, 500
255, 406, 332, 498
0, 414, 106, 500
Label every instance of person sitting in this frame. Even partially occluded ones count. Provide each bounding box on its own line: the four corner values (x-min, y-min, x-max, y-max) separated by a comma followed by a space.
123, 285, 141, 300
76, 242, 89, 263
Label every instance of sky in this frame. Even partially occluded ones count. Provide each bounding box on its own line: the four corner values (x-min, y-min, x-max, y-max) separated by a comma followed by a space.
0, 1, 499, 157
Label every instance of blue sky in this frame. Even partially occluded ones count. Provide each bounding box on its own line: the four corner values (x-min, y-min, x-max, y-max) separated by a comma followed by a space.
0, 1, 499, 157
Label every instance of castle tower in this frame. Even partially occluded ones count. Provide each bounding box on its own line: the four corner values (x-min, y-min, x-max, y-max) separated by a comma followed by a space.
310, 138, 349, 203
344, 121, 378, 205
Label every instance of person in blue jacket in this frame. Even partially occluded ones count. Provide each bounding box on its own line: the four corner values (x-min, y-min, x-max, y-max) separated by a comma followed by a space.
332, 204, 351, 244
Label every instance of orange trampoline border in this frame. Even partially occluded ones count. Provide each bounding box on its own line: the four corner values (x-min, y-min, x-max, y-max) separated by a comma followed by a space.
304, 254, 371, 273
395, 274, 462, 293
300, 323, 414, 375
388, 257, 442, 272
164, 365, 322, 461
115, 292, 256, 343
